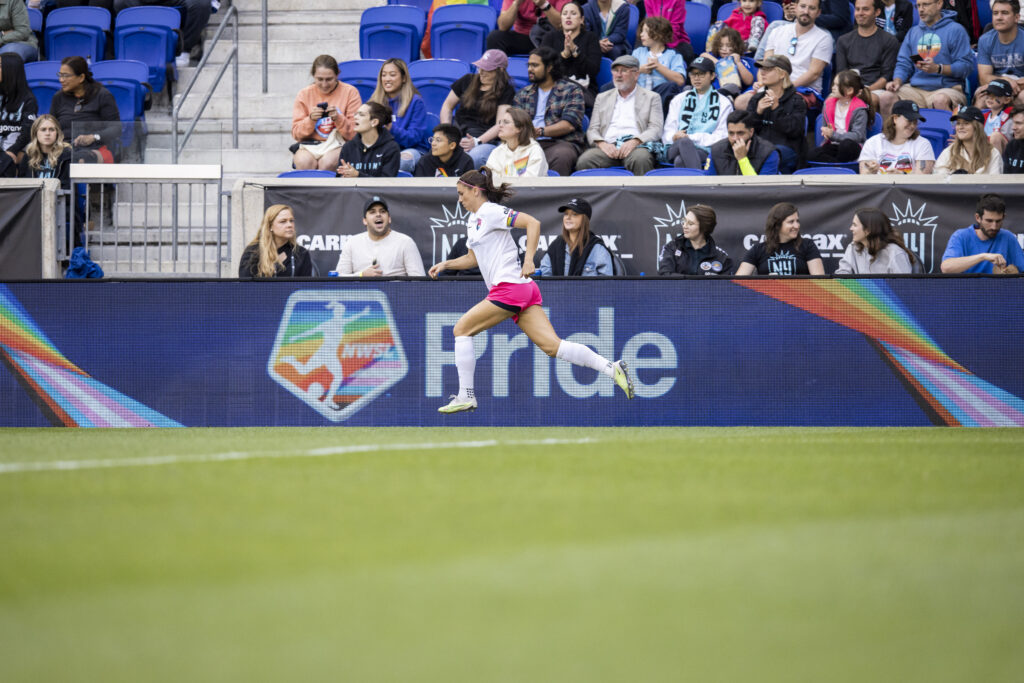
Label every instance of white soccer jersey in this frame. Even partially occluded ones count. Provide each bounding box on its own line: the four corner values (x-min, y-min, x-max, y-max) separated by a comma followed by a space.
465, 202, 532, 291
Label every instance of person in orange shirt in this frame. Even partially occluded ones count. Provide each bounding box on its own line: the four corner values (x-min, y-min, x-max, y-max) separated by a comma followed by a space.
292, 55, 362, 171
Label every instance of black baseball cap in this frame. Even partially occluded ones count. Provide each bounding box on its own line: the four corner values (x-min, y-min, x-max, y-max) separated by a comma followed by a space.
689, 56, 716, 73
983, 79, 1014, 98
558, 197, 592, 218
950, 106, 985, 124
892, 100, 922, 121
363, 195, 389, 214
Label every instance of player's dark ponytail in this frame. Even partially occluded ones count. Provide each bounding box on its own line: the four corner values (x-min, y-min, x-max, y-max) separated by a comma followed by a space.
459, 167, 513, 204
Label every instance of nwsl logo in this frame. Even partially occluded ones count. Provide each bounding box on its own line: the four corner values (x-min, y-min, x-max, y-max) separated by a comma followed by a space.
268, 291, 408, 421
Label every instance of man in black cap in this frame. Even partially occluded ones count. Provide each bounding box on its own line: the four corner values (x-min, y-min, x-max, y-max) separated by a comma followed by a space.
663, 56, 734, 169
334, 196, 425, 277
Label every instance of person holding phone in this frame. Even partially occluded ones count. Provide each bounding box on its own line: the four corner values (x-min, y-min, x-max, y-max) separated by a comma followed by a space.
292, 55, 362, 171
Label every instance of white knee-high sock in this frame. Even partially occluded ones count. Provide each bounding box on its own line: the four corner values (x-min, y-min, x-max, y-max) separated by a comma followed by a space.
556, 340, 615, 377
454, 335, 476, 399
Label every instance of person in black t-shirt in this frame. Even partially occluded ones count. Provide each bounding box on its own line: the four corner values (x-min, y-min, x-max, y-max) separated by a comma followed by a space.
238, 205, 314, 278
1004, 109, 1024, 173
414, 123, 476, 177
736, 202, 826, 275
439, 49, 517, 167
658, 204, 734, 276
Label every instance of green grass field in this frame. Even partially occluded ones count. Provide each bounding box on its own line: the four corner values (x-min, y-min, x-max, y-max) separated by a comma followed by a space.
1, 427, 1023, 682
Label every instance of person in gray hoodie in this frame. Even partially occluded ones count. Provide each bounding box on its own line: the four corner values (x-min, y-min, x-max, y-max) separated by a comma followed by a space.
882, 0, 975, 112
336, 101, 401, 178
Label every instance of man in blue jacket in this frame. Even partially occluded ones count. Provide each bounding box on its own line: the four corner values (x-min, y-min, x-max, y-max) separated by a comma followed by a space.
883, 0, 975, 112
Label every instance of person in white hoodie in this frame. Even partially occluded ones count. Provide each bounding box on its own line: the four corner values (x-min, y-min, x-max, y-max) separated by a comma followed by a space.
662, 56, 733, 169
486, 106, 549, 179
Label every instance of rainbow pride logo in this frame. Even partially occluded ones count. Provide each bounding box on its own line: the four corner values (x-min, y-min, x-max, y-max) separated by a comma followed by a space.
268, 291, 408, 421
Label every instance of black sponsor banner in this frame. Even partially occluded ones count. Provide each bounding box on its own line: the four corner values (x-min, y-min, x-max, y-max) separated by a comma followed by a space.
0, 186, 42, 279
266, 183, 1024, 276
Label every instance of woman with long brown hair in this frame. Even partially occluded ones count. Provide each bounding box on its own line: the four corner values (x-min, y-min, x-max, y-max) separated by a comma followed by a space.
440, 49, 516, 167
735, 202, 825, 276
935, 107, 1003, 175
539, 197, 613, 276
238, 204, 314, 278
428, 167, 634, 413
835, 208, 916, 274
485, 106, 548, 179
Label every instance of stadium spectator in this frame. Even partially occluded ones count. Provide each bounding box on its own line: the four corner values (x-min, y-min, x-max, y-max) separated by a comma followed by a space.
657, 204, 735, 276
0, 0, 37, 62
238, 205, 314, 278
976, 0, 1024, 107
487, 106, 549, 178
940, 0, 980, 42
707, 0, 768, 55
368, 59, 429, 174
1003, 109, 1024, 172
582, 0, 632, 60
291, 55, 361, 172
941, 193, 1024, 274
859, 100, 935, 174
738, 0, 832, 111
836, 0, 899, 112
663, 56, 733, 169
835, 208, 916, 274
815, 0, 853, 40
644, 0, 693, 62
414, 123, 475, 177
884, 0, 974, 112
441, 49, 516, 167
336, 102, 401, 178
807, 69, 874, 165
735, 201, 826, 275
538, 197, 614, 275
575, 54, 663, 175
488, 0, 567, 56
705, 109, 780, 175
701, 27, 755, 97
17, 114, 71, 188
113, 0, 210, 66
50, 57, 120, 164
0, 53, 36, 177
512, 46, 587, 175
540, 1, 601, 107
935, 107, 1003, 174
335, 196, 425, 277
877, 0, 915, 43
746, 54, 806, 173
979, 79, 1016, 153
631, 15, 687, 111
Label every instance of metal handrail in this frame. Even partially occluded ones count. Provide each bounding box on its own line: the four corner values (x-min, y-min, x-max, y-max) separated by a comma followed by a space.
171, 5, 240, 162
262, 0, 268, 93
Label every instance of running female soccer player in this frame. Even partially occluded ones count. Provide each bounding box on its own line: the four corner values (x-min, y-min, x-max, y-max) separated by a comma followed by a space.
428, 167, 634, 413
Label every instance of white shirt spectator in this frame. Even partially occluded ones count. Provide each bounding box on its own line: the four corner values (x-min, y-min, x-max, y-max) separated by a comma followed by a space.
765, 22, 834, 92
603, 88, 641, 142
334, 230, 425, 276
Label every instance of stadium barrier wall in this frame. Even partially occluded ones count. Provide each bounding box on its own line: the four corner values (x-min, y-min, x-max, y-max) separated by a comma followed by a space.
238, 176, 1024, 277
0, 180, 61, 279
2, 278, 1023, 428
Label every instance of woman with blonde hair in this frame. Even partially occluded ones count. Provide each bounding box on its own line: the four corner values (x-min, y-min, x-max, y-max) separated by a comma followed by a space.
369, 58, 429, 173
238, 204, 314, 278
18, 114, 72, 188
935, 107, 1003, 175
485, 107, 548, 179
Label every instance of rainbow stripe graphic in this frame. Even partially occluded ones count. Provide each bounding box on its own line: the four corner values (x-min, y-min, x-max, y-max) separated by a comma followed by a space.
0, 285, 181, 427
513, 155, 531, 176
267, 292, 408, 421
735, 279, 1024, 426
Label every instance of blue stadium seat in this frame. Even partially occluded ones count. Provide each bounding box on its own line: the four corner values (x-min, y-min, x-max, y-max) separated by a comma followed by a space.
596, 56, 612, 89
45, 7, 110, 63
717, 1, 785, 23
25, 60, 61, 82
422, 111, 440, 147
918, 107, 954, 133
547, 169, 560, 176
430, 5, 497, 64
278, 170, 336, 178
397, 169, 413, 177
645, 167, 706, 176
338, 59, 386, 101
626, 3, 639, 48
114, 6, 181, 95
388, 0, 432, 11
29, 82, 59, 116
977, 0, 992, 32
684, 3, 711, 55
92, 60, 151, 149
28, 6, 43, 32
918, 127, 950, 159
572, 167, 634, 176
507, 56, 530, 89
868, 112, 882, 137
793, 166, 857, 174
409, 58, 470, 116
805, 160, 860, 171
359, 5, 426, 64
25, 61, 61, 116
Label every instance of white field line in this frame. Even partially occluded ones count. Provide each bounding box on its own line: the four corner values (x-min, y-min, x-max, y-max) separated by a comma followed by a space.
0, 437, 600, 475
